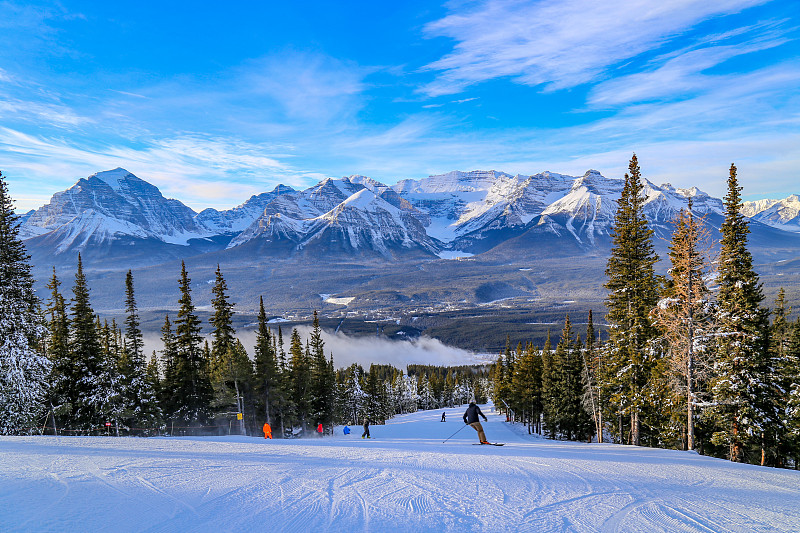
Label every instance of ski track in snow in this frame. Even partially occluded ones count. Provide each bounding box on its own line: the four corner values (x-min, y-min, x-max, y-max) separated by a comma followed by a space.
2, 407, 800, 533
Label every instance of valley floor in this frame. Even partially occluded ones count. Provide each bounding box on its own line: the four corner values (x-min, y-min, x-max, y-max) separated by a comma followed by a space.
2, 407, 799, 532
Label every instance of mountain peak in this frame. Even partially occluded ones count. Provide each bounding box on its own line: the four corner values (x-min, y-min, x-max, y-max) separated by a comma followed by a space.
89, 168, 135, 192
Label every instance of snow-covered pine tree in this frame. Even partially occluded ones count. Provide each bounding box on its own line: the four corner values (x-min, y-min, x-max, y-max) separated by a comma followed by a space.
0, 171, 51, 434
171, 261, 213, 427
784, 318, 800, 468
653, 201, 714, 451
208, 265, 250, 432
45, 267, 70, 431
121, 270, 161, 433
772, 289, 793, 466
67, 254, 108, 431
709, 164, 773, 463
603, 154, 660, 446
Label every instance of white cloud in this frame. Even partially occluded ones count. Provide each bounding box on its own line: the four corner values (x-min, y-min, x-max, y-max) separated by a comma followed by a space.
421, 0, 770, 96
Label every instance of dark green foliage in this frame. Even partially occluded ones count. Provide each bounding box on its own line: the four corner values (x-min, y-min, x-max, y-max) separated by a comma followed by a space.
209, 264, 235, 369
67, 254, 106, 430
603, 154, 661, 446
168, 261, 213, 426
253, 297, 281, 427
709, 164, 773, 463
309, 311, 335, 430
289, 328, 312, 432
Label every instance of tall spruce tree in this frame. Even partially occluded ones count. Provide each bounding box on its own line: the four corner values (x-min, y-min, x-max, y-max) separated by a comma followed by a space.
288, 328, 311, 432
582, 310, 602, 442
0, 171, 51, 434
124, 270, 144, 364
784, 318, 800, 467
68, 254, 106, 430
209, 265, 235, 371
253, 297, 279, 426
171, 261, 212, 426
603, 154, 660, 445
309, 311, 335, 431
710, 164, 772, 463
45, 267, 70, 432
120, 270, 160, 432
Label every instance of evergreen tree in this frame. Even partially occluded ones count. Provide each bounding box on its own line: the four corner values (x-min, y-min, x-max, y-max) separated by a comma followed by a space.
209, 264, 235, 371
171, 261, 212, 426
603, 154, 660, 445
253, 297, 279, 426
124, 270, 144, 364
511, 342, 542, 434
212, 339, 253, 435
69, 254, 106, 430
709, 164, 772, 463
541, 330, 556, 437
784, 318, 800, 467
120, 270, 160, 432
583, 311, 602, 441
45, 268, 70, 431
309, 311, 335, 431
773, 290, 794, 465
0, 170, 51, 434
288, 328, 311, 432
159, 314, 178, 420
550, 316, 593, 441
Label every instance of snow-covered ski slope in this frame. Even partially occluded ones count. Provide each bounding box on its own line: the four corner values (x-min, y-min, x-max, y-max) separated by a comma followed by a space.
2, 406, 799, 532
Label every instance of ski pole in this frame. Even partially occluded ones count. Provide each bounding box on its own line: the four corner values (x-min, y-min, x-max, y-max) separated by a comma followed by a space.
443, 423, 468, 443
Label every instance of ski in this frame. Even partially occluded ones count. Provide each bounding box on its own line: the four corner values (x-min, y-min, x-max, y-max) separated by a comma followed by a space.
473, 443, 504, 446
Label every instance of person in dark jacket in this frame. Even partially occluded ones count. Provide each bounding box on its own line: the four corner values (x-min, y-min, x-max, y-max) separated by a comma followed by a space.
463, 402, 489, 444
441, 412, 446, 422
362, 418, 371, 439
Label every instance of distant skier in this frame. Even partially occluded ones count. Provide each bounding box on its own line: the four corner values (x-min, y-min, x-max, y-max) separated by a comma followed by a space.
362, 418, 371, 439
343, 425, 351, 436
317, 423, 324, 436
263, 422, 272, 440
463, 402, 489, 444
441, 412, 446, 422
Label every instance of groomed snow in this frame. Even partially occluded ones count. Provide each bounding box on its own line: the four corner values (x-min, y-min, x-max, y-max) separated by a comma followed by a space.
2, 406, 799, 532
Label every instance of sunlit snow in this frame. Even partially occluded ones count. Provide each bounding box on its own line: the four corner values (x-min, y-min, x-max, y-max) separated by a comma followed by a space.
2, 407, 799, 532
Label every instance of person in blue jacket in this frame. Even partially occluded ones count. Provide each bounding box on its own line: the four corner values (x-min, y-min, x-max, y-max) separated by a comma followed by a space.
343, 425, 351, 435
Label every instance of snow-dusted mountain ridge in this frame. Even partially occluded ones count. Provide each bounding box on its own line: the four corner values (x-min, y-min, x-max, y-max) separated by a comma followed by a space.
18, 168, 797, 263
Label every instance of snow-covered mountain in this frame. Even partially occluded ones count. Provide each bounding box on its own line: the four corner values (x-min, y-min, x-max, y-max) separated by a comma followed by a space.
18, 167, 797, 267
227, 178, 436, 258
195, 185, 295, 235
742, 195, 800, 232
21, 168, 208, 247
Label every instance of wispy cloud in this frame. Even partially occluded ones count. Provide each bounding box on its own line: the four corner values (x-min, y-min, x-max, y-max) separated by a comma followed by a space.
0, 127, 315, 211
421, 0, 770, 96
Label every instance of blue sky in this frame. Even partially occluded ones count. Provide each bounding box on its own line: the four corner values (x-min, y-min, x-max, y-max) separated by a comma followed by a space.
1, 0, 798, 212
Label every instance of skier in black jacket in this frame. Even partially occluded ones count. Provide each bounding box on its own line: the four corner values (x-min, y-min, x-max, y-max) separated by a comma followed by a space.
463, 402, 489, 444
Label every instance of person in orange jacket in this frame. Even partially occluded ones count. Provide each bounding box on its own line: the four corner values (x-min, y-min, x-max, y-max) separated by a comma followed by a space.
263, 422, 272, 439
